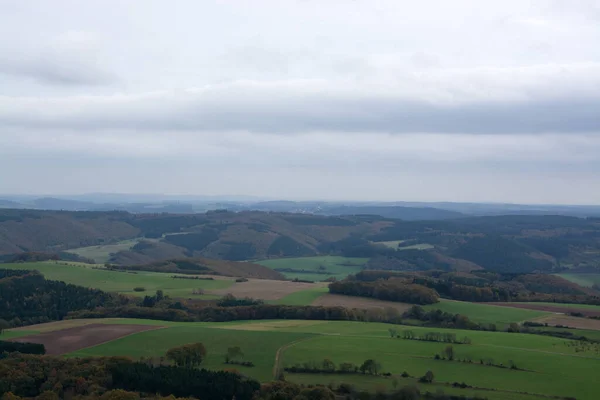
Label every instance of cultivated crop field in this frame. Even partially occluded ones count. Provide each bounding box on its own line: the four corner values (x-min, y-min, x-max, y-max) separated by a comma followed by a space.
6, 318, 599, 400
257, 256, 368, 281
311, 293, 413, 312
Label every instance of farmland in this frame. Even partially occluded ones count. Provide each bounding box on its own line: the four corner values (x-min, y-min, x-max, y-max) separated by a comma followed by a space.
423, 300, 551, 328
6, 318, 599, 400
557, 273, 600, 288
257, 256, 368, 281
1, 261, 232, 298
64, 238, 151, 263
1, 261, 327, 301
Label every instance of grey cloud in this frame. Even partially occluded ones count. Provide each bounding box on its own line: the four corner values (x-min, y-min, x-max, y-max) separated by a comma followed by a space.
1, 75, 599, 134
0, 56, 116, 86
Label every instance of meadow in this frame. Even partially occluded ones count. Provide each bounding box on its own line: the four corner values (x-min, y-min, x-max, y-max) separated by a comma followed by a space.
257, 256, 368, 281
557, 273, 600, 288
422, 299, 550, 328
64, 238, 151, 263
9, 318, 598, 400
2, 261, 232, 298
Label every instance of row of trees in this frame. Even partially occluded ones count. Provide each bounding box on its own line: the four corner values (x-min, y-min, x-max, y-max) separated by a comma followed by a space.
0, 269, 128, 327
397, 330, 472, 344
353, 269, 600, 305
0, 341, 45, 355
328, 279, 439, 305
284, 358, 383, 375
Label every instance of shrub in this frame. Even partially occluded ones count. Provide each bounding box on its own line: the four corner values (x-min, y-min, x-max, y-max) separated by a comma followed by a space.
133, 287, 146, 292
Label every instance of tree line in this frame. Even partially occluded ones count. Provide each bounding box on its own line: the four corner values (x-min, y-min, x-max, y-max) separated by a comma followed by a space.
284, 358, 384, 375
0, 269, 128, 327
351, 270, 600, 306
0, 353, 259, 400
328, 278, 439, 305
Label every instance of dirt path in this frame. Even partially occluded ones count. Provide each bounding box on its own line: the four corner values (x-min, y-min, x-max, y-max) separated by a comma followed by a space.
272, 336, 318, 379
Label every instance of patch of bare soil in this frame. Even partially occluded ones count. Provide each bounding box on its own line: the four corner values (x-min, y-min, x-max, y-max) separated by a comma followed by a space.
208, 279, 325, 300
311, 293, 413, 312
485, 302, 600, 318
9, 324, 162, 355
536, 315, 600, 331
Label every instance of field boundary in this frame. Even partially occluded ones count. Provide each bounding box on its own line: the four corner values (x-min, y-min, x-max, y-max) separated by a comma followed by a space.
273, 336, 319, 379
67, 325, 168, 356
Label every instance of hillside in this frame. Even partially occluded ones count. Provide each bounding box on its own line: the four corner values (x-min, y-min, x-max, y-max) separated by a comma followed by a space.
0, 209, 388, 263
112, 257, 285, 280
2, 209, 600, 275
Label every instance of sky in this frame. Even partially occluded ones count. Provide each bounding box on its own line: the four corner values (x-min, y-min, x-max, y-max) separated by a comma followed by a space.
1, 0, 600, 204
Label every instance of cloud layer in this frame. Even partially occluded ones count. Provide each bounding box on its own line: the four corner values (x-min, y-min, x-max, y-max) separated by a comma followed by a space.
1, 0, 600, 203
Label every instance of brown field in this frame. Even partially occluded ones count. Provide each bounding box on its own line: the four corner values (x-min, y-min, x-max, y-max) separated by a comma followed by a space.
208, 279, 326, 300
9, 324, 162, 355
486, 302, 600, 318
535, 315, 600, 331
311, 293, 413, 312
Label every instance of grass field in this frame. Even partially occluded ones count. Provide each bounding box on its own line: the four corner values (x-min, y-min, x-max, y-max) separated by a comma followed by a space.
373, 241, 434, 251
398, 243, 435, 250
423, 300, 551, 328
257, 256, 368, 281
64, 238, 151, 263
71, 325, 313, 381
373, 240, 406, 249
13, 318, 598, 400
556, 273, 600, 288
2, 261, 233, 298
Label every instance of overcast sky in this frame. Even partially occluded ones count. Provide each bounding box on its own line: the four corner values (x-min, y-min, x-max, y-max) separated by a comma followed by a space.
1, 0, 600, 204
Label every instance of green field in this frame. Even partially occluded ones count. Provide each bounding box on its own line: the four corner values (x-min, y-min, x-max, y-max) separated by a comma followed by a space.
373, 241, 434, 251
398, 243, 434, 250
557, 273, 600, 288
423, 300, 551, 328
374, 240, 406, 249
257, 256, 368, 281
64, 238, 152, 263
1, 261, 233, 298
15, 318, 597, 400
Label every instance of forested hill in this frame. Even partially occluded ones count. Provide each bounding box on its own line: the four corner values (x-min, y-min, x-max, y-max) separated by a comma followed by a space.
0, 209, 387, 261
1, 209, 600, 274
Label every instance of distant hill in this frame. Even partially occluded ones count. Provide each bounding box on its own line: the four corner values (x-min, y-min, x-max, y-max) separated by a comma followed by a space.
318, 205, 464, 220
2, 209, 600, 275
0, 209, 386, 263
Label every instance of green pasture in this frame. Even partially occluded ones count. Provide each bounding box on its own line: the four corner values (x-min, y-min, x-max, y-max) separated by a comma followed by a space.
64, 238, 150, 264
373, 240, 406, 249
1, 262, 233, 298
398, 243, 434, 250
424, 300, 551, 328
257, 256, 368, 281
557, 273, 600, 288
279, 324, 598, 400
287, 374, 547, 400
71, 325, 314, 381
17, 318, 594, 399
